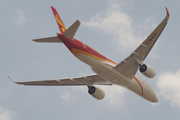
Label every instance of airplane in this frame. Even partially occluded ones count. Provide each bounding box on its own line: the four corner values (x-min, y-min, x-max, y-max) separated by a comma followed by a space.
8, 6, 169, 102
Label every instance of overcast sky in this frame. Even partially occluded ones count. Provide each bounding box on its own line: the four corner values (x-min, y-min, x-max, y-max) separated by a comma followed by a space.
1, 0, 180, 120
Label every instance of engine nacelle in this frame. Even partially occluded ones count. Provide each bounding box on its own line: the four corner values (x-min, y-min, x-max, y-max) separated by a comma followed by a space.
139, 64, 156, 78
88, 86, 105, 100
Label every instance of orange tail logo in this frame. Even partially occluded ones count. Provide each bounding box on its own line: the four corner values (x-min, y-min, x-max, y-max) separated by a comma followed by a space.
51, 6, 67, 33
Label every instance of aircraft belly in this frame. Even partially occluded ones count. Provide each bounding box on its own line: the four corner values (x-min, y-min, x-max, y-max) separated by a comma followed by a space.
77, 53, 98, 67
77, 54, 129, 86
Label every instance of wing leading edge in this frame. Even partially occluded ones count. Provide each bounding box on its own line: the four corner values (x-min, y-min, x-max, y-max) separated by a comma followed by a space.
8, 75, 112, 86
114, 8, 170, 79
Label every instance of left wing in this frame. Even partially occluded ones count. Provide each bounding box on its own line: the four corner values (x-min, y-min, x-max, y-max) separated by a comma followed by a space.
8, 75, 112, 86
114, 8, 169, 79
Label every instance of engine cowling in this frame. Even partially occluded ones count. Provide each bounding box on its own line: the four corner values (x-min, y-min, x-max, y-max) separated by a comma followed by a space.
139, 64, 156, 78
88, 86, 105, 100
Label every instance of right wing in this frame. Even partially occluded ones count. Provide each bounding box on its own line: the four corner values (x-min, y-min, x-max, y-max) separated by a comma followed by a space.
114, 8, 170, 79
8, 75, 112, 86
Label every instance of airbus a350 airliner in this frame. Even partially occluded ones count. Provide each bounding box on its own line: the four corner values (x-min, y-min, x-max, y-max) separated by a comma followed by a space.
8, 6, 169, 102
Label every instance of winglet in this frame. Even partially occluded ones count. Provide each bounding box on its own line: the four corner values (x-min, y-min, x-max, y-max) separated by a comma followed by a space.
165, 7, 170, 17
51, 6, 67, 33
7, 76, 23, 85
8, 76, 14, 83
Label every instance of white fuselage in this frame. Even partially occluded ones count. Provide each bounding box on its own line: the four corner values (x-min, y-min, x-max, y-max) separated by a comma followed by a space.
77, 53, 159, 102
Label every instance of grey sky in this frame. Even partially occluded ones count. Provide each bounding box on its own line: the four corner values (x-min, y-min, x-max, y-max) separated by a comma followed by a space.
1, 0, 180, 120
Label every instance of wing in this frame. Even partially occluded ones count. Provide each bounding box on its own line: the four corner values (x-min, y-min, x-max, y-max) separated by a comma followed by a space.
114, 8, 170, 79
8, 75, 112, 86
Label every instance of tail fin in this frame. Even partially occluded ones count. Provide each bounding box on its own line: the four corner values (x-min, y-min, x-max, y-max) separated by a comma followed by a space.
51, 6, 67, 33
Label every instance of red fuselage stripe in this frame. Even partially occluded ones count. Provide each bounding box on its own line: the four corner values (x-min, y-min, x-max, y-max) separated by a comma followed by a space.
133, 77, 143, 95
58, 34, 117, 65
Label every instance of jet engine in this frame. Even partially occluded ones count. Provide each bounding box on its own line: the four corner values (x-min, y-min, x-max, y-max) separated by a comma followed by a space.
88, 86, 105, 100
139, 64, 156, 78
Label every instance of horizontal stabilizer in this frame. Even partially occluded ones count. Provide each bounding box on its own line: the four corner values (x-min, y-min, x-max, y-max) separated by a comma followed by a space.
32, 36, 62, 43
63, 20, 80, 40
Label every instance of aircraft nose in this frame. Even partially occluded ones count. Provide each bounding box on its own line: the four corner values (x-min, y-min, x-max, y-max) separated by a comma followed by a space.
148, 86, 159, 103
151, 90, 159, 103
143, 83, 159, 103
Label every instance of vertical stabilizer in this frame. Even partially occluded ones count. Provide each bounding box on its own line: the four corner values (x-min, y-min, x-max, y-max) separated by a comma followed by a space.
51, 6, 67, 33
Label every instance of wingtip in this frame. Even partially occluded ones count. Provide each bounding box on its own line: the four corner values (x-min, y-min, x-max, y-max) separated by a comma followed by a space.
165, 7, 170, 16
7, 76, 14, 82
7, 76, 22, 85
